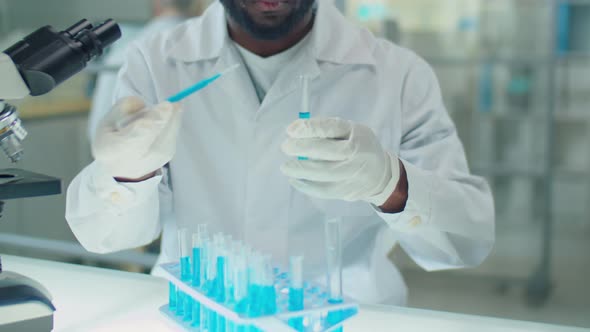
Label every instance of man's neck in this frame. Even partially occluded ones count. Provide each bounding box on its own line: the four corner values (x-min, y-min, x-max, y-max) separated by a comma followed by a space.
156, 8, 182, 17
227, 12, 314, 58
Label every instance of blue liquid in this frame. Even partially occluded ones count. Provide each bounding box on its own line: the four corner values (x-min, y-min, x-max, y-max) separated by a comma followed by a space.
298, 112, 311, 160
191, 251, 201, 327
217, 314, 226, 332
247, 284, 262, 317
327, 299, 344, 332
180, 256, 191, 281
208, 309, 218, 331
299, 112, 311, 119
203, 279, 218, 331
192, 248, 201, 286
216, 257, 226, 303
236, 325, 249, 332
288, 287, 304, 331
176, 291, 185, 316
200, 306, 209, 331
236, 298, 249, 316
263, 286, 277, 315
183, 297, 193, 321
169, 282, 177, 310
191, 299, 201, 327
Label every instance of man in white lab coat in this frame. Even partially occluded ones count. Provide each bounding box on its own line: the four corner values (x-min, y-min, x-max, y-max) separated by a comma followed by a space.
66, 0, 495, 305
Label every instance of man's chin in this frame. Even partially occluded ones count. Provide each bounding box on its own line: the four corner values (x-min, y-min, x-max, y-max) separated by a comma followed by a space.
221, 0, 314, 40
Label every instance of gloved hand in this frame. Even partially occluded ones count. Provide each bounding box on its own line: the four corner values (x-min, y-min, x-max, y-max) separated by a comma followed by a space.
281, 118, 400, 206
92, 96, 182, 180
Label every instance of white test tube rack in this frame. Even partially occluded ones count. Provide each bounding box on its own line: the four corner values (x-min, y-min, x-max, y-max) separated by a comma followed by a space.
158, 260, 358, 332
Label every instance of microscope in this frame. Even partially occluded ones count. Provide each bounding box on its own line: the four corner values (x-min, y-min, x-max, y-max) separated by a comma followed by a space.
0, 19, 121, 331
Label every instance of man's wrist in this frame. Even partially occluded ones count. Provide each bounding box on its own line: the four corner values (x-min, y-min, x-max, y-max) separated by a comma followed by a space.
379, 160, 408, 214
115, 171, 158, 183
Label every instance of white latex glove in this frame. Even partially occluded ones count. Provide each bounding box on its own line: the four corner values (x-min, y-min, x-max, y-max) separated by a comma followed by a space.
281, 118, 400, 206
92, 96, 182, 180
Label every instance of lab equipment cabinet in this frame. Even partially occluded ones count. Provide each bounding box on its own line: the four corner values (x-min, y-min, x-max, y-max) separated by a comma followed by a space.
342, 0, 590, 306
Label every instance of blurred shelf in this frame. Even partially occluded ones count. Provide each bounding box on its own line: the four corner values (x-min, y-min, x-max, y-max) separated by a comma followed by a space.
561, 0, 590, 6
554, 168, 590, 177
473, 165, 590, 178
553, 112, 590, 122
16, 99, 91, 120
423, 55, 553, 67
473, 165, 546, 178
470, 110, 590, 122
423, 53, 590, 67
557, 52, 590, 59
473, 111, 547, 121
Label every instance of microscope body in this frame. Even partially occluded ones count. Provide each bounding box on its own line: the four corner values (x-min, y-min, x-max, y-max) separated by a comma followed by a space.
0, 19, 121, 332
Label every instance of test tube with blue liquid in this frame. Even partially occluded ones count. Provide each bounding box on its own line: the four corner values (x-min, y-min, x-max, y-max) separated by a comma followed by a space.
326, 218, 344, 332
233, 252, 249, 332
298, 75, 311, 161
200, 237, 212, 331
288, 255, 304, 331
168, 282, 177, 312
261, 255, 277, 316
191, 225, 208, 328
206, 236, 219, 331
214, 234, 228, 332
178, 228, 192, 321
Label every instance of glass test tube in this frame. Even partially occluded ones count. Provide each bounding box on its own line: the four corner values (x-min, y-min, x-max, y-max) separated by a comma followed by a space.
168, 282, 177, 311
179, 228, 192, 281
214, 234, 227, 332
178, 228, 193, 321
325, 219, 343, 302
200, 238, 212, 331
326, 218, 344, 332
298, 75, 311, 161
262, 255, 277, 315
289, 255, 305, 331
232, 252, 249, 332
191, 225, 208, 328
248, 252, 263, 318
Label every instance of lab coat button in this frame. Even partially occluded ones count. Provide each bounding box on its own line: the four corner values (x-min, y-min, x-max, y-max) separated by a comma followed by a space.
409, 217, 422, 228
110, 191, 122, 204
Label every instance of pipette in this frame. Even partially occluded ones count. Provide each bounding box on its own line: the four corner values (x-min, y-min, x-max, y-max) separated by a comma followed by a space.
115, 64, 240, 130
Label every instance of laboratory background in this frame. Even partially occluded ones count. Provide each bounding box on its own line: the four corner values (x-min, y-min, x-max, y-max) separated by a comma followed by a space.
0, 0, 589, 330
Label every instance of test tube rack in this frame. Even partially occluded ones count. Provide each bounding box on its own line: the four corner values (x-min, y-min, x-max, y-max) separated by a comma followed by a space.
158, 262, 358, 332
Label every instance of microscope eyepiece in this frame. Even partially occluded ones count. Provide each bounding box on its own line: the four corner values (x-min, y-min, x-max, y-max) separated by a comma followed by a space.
64, 19, 94, 38
91, 19, 121, 52
3, 19, 121, 96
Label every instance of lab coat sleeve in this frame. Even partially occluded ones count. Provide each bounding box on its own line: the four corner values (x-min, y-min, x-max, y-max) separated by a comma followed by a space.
65, 43, 167, 254
376, 56, 495, 271
65, 162, 164, 253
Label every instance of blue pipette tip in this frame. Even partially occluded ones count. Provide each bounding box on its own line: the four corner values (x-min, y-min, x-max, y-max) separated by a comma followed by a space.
166, 64, 241, 103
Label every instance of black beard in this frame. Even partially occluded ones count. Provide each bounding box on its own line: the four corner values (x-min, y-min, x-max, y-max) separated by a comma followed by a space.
220, 0, 315, 41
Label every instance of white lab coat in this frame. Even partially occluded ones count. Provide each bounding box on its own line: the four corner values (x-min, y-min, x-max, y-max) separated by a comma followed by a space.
66, 1, 494, 305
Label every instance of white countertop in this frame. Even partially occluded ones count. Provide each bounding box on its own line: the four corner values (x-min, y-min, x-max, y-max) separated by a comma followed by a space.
1, 255, 587, 332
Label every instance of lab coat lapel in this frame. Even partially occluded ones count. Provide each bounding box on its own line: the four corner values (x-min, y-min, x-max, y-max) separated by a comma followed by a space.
212, 44, 261, 112
260, 49, 321, 110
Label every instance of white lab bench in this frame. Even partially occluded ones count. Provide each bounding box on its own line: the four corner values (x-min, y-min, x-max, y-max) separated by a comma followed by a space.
1, 255, 587, 332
